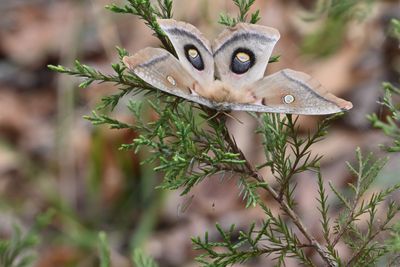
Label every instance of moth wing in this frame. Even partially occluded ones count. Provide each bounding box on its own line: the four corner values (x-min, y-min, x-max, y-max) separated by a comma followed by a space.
242, 69, 353, 115
158, 19, 214, 87
123, 47, 215, 108
213, 23, 280, 90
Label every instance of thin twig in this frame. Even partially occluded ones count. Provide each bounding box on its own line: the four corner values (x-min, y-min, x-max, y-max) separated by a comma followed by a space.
346, 217, 393, 266
332, 162, 363, 247
215, 113, 336, 267
278, 115, 323, 201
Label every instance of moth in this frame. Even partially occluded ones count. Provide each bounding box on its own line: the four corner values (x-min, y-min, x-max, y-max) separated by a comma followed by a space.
123, 19, 353, 115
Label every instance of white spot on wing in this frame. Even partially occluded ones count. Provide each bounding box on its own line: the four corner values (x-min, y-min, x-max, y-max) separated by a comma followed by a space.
166, 75, 176, 86
283, 94, 295, 104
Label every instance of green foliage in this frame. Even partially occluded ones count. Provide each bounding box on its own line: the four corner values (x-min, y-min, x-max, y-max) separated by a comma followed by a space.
106, 0, 174, 52
302, 0, 374, 56
49, 0, 400, 266
191, 135, 400, 266
329, 149, 400, 266
192, 215, 315, 266
305, 0, 374, 21
100, 100, 248, 196
390, 18, 400, 39
219, 0, 261, 26
48, 51, 152, 111
367, 18, 400, 265
132, 249, 159, 267
98, 232, 111, 267
97, 232, 160, 267
368, 83, 400, 152
386, 222, 400, 265
257, 114, 334, 206
0, 226, 39, 267
192, 223, 271, 266
0, 210, 54, 267
368, 19, 400, 152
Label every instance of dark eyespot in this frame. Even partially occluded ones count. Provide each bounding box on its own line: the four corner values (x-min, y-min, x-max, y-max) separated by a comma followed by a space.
184, 44, 204, 71
230, 48, 255, 74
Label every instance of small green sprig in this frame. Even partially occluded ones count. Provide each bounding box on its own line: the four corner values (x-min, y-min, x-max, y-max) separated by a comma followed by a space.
305, 0, 374, 21
98, 232, 160, 267
328, 148, 400, 266
258, 114, 337, 206
302, 0, 374, 56
98, 232, 111, 267
48, 48, 155, 111
106, 0, 174, 53
0, 210, 54, 267
192, 223, 272, 266
368, 83, 400, 152
117, 101, 248, 195
367, 18, 400, 264
219, 0, 261, 26
132, 248, 159, 267
0, 226, 39, 267
368, 19, 400, 152
390, 18, 400, 39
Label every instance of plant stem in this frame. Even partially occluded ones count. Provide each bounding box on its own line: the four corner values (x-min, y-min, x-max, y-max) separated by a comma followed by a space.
216, 113, 336, 267
331, 160, 363, 247
345, 211, 394, 267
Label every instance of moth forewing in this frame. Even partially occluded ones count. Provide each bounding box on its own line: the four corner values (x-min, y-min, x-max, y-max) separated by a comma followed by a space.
157, 19, 215, 87
123, 47, 201, 96
213, 23, 280, 90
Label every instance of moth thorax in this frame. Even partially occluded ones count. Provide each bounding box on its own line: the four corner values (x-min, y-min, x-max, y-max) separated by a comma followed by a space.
198, 81, 255, 104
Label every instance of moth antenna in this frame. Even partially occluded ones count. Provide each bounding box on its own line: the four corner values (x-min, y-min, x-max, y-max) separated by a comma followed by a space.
223, 112, 244, 124
219, 170, 226, 182
170, 98, 183, 111
177, 195, 195, 217
205, 111, 223, 122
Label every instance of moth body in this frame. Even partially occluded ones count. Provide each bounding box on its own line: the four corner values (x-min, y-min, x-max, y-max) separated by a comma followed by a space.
194, 80, 255, 104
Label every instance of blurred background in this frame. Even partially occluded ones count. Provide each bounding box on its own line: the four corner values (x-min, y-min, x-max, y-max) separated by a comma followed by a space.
0, 0, 399, 266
